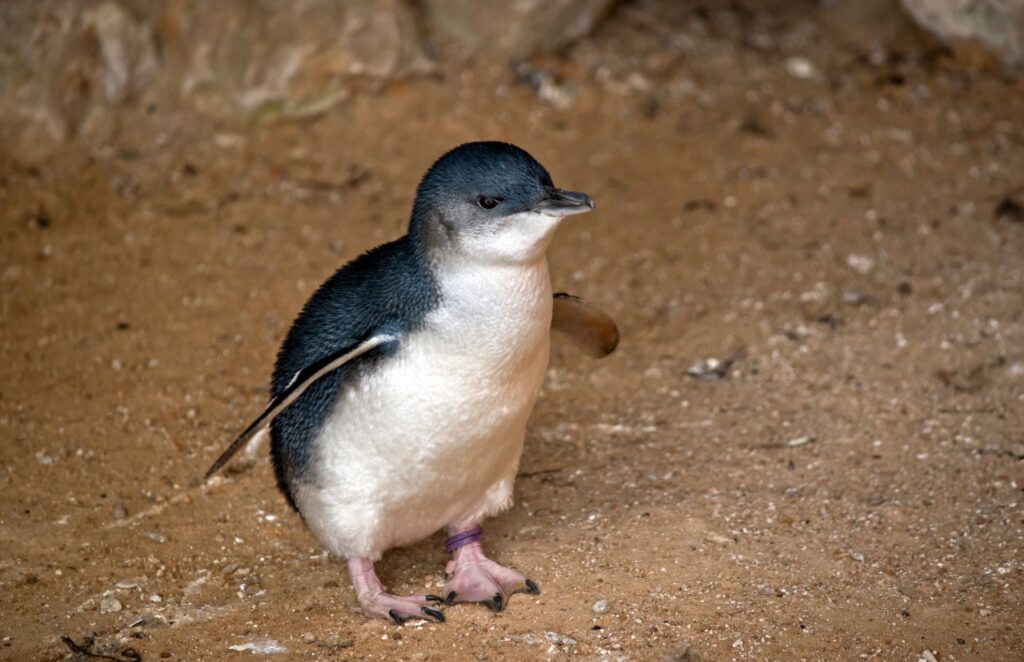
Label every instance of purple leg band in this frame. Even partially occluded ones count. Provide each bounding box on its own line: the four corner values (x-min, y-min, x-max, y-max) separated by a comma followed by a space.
444, 526, 483, 553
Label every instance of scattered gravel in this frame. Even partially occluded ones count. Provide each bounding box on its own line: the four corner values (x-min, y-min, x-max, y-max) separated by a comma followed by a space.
228, 639, 288, 654
544, 632, 578, 646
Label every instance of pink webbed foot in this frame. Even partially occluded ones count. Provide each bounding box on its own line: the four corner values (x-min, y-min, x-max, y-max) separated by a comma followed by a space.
442, 531, 539, 612
347, 558, 445, 625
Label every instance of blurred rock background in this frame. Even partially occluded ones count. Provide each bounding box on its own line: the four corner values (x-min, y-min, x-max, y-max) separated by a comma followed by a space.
0, 0, 1021, 164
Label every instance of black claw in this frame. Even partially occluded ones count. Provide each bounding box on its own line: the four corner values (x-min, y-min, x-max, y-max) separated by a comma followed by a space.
388, 609, 404, 625
524, 578, 541, 595
422, 606, 446, 623
444, 591, 458, 606
425, 594, 445, 603
485, 593, 504, 612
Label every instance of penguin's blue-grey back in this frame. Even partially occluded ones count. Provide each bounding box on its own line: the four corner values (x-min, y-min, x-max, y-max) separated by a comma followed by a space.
270, 235, 438, 509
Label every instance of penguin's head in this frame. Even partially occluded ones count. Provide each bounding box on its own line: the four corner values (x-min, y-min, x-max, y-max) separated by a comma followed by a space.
411, 142, 594, 264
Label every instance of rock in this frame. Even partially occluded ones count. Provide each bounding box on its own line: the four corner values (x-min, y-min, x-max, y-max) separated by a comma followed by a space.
591, 599, 609, 614
0, 0, 160, 162
173, 0, 433, 119
0, 0, 433, 163
422, 0, 616, 60
99, 596, 123, 613
901, 0, 1024, 68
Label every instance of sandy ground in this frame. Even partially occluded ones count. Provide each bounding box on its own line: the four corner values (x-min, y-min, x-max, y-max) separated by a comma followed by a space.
2, 2, 1023, 660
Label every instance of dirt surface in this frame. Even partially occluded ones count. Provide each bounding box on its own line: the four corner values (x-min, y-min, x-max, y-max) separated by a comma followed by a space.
2, 2, 1023, 660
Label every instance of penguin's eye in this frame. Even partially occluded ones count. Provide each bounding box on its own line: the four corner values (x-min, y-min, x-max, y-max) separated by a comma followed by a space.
477, 196, 500, 210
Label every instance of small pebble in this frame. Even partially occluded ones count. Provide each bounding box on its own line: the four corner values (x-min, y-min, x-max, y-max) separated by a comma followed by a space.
787, 435, 813, 447
785, 56, 817, 79
846, 254, 875, 275
144, 531, 168, 544
842, 290, 867, 305
100, 596, 123, 614
111, 503, 127, 520
592, 599, 609, 614
35, 451, 57, 466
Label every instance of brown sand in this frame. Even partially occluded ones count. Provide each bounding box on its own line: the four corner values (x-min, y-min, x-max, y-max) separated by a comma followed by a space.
2, 2, 1022, 660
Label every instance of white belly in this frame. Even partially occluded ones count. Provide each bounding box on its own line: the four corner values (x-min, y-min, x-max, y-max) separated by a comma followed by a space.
294, 259, 553, 559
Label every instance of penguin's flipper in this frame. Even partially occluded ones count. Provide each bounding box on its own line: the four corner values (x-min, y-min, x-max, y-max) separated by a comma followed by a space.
551, 293, 619, 358
205, 333, 397, 480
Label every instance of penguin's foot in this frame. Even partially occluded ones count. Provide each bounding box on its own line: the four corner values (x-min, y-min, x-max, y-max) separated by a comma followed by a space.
442, 541, 540, 611
346, 557, 445, 624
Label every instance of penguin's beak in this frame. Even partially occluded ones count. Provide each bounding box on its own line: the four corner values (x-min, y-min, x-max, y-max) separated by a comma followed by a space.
532, 188, 595, 217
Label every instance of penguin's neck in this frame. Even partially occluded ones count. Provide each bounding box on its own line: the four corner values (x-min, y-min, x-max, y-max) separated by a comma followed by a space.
435, 255, 552, 318
422, 254, 554, 368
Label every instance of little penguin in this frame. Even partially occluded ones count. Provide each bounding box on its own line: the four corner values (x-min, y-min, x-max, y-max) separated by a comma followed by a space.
206, 141, 619, 624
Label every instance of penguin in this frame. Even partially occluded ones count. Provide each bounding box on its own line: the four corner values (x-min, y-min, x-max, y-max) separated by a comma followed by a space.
206, 141, 619, 624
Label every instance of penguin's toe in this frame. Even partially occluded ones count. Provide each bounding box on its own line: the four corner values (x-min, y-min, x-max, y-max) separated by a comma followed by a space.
483, 592, 504, 612
359, 593, 446, 625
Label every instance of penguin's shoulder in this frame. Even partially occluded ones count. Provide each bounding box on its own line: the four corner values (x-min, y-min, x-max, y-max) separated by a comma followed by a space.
272, 235, 438, 394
